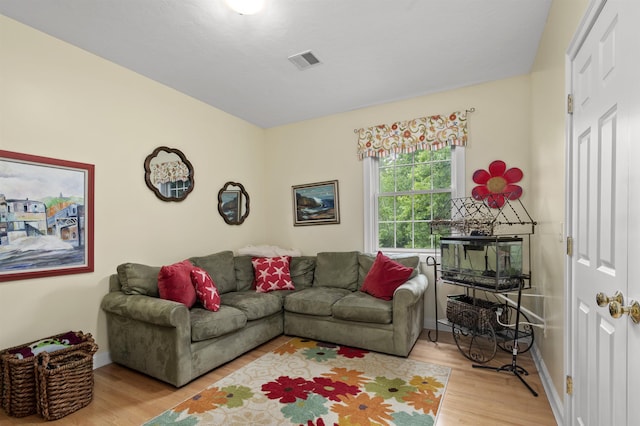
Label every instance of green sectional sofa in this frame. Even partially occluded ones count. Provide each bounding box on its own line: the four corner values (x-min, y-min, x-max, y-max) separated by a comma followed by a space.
100, 250, 428, 387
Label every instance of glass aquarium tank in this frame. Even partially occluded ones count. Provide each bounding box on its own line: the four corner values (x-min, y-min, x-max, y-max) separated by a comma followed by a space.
440, 236, 525, 291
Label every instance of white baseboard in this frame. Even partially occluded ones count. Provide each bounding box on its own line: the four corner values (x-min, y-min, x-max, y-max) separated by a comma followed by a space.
93, 351, 112, 369
531, 344, 563, 426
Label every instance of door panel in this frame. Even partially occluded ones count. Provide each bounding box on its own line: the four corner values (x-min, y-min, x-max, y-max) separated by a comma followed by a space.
596, 107, 615, 273
570, 1, 629, 425
576, 302, 589, 424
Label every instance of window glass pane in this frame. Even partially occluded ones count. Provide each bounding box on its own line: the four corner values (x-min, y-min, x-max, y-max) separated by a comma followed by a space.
396, 195, 412, 220
378, 222, 395, 248
414, 222, 433, 249
432, 147, 451, 161
379, 156, 396, 167
379, 166, 395, 193
413, 194, 431, 220
432, 192, 452, 220
431, 225, 451, 249
396, 222, 412, 248
395, 166, 413, 192
378, 196, 394, 221
395, 153, 413, 165
432, 161, 451, 189
415, 150, 431, 163
413, 163, 431, 190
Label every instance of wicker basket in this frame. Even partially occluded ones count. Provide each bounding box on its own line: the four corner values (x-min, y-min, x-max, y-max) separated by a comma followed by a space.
446, 294, 507, 332
36, 350, 94, 421
0, 331, 97, 418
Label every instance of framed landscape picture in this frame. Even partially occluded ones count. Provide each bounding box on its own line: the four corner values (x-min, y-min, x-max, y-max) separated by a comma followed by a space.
0, 150, 95, 282
292, 180, 340, 226
219, 189, 241, 223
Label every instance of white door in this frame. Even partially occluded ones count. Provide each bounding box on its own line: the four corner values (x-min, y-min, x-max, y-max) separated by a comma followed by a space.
568, 0, 640, 425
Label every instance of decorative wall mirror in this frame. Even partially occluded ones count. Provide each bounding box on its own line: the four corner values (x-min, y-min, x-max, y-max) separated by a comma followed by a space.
218, 181, 250, 225
144, 146, 194, 202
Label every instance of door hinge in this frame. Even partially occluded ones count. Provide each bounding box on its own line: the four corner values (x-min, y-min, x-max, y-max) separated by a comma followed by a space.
566, 375, 573, 395
567, 94, 574, 114
567, 236, 574, 257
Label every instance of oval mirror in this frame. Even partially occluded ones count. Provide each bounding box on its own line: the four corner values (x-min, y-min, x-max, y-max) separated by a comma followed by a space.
218, 181, 250, 225
144, 147, 194, 202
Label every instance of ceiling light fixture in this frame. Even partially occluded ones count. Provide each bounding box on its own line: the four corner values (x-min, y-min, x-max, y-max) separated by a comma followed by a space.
225, 0, 265, 15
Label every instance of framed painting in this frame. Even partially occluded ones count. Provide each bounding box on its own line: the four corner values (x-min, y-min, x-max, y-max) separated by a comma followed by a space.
219, 189, 241, 223
292, 180, 340, 226
0, 150, 95, 282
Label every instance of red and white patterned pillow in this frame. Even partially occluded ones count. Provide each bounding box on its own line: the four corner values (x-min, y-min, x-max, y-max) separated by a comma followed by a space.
190, 267, 221, 311
251, 256, 295, 293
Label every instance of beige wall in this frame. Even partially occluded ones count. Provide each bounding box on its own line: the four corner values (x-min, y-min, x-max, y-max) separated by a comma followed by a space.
264, 75, 533, 328
529, 0, 588, 397
1, 1, 589, 403
0, 16, 268, 353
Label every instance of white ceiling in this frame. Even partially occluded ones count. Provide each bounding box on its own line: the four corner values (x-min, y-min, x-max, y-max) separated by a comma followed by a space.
0, 0, 552, 128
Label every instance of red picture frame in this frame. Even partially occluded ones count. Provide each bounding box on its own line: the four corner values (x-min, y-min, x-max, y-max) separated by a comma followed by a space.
0, 150, 94, 282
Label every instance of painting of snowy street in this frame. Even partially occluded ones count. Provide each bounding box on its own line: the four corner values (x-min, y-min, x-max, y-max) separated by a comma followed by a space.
0, 151, 94, 282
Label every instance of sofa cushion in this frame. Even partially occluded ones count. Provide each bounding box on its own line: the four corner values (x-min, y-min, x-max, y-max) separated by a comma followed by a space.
313, 251, 359, 290
221, 291, 283, 321
263, 289, 297, 303
332, 292, 393, 324
252, 256, 295, 292
357, 253, 419, 289
117, 263, 161, 296
190, 306, 247, 342
190, 251, 237, 294
289, 256, 316, 289
157, 260, 197, 308
284, 287, 351, 316
234, 255, 255, 291
360, 251, 415, 300
191, 267, 221, 311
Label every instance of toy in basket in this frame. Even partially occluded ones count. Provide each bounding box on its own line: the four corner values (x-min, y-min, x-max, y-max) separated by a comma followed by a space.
0, 331, 97, 418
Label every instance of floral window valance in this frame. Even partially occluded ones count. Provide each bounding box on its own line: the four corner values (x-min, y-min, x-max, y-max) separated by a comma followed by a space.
150, 161, 190, 184
355, 110, 470, 160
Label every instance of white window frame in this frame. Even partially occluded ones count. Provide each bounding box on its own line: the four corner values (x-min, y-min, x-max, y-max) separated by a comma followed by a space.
363, 146, 465, 255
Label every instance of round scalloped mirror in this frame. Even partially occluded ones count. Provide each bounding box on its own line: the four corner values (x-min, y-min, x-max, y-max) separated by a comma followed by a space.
144, 146, 194, 202
218, 181, 250, 225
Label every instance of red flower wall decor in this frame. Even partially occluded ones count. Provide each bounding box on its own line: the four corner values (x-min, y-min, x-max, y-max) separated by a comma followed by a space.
472, 160, 523, 208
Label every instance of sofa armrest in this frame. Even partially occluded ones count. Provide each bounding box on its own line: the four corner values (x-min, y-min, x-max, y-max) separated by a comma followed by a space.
101, 291, 189, 327
392, 273, 428, 356
393, 273, 428, 307
101, 291, 193, 387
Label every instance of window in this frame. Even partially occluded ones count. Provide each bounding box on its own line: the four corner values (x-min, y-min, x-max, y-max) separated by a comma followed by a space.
364, 146, 465, 253
160, 180, 191, 199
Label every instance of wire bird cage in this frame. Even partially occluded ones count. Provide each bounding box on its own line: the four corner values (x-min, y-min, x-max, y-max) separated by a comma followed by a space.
430, 193, 536, 236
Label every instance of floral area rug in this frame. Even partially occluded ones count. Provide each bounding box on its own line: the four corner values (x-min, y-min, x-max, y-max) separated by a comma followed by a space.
144, 338, 450, 426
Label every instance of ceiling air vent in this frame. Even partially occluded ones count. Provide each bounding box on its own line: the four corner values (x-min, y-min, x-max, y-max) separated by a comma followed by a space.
288, 50, 322, 70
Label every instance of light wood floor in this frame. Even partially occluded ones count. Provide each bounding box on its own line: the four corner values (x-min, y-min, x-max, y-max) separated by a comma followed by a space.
0, 331, 557, 425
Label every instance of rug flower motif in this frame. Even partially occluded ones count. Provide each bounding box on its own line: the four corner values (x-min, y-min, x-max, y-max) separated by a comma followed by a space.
144, 338, 450, 426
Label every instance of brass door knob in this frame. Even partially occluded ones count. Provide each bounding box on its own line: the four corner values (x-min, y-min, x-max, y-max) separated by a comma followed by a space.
609, 300, 640, 324
596, 291, 624, 307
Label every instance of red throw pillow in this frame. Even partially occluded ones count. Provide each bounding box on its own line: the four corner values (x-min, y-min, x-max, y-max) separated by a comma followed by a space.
158, 260, 197, 307
191, 267, 221, 311
361, 251, 414, 300
251, 256, 295, 293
